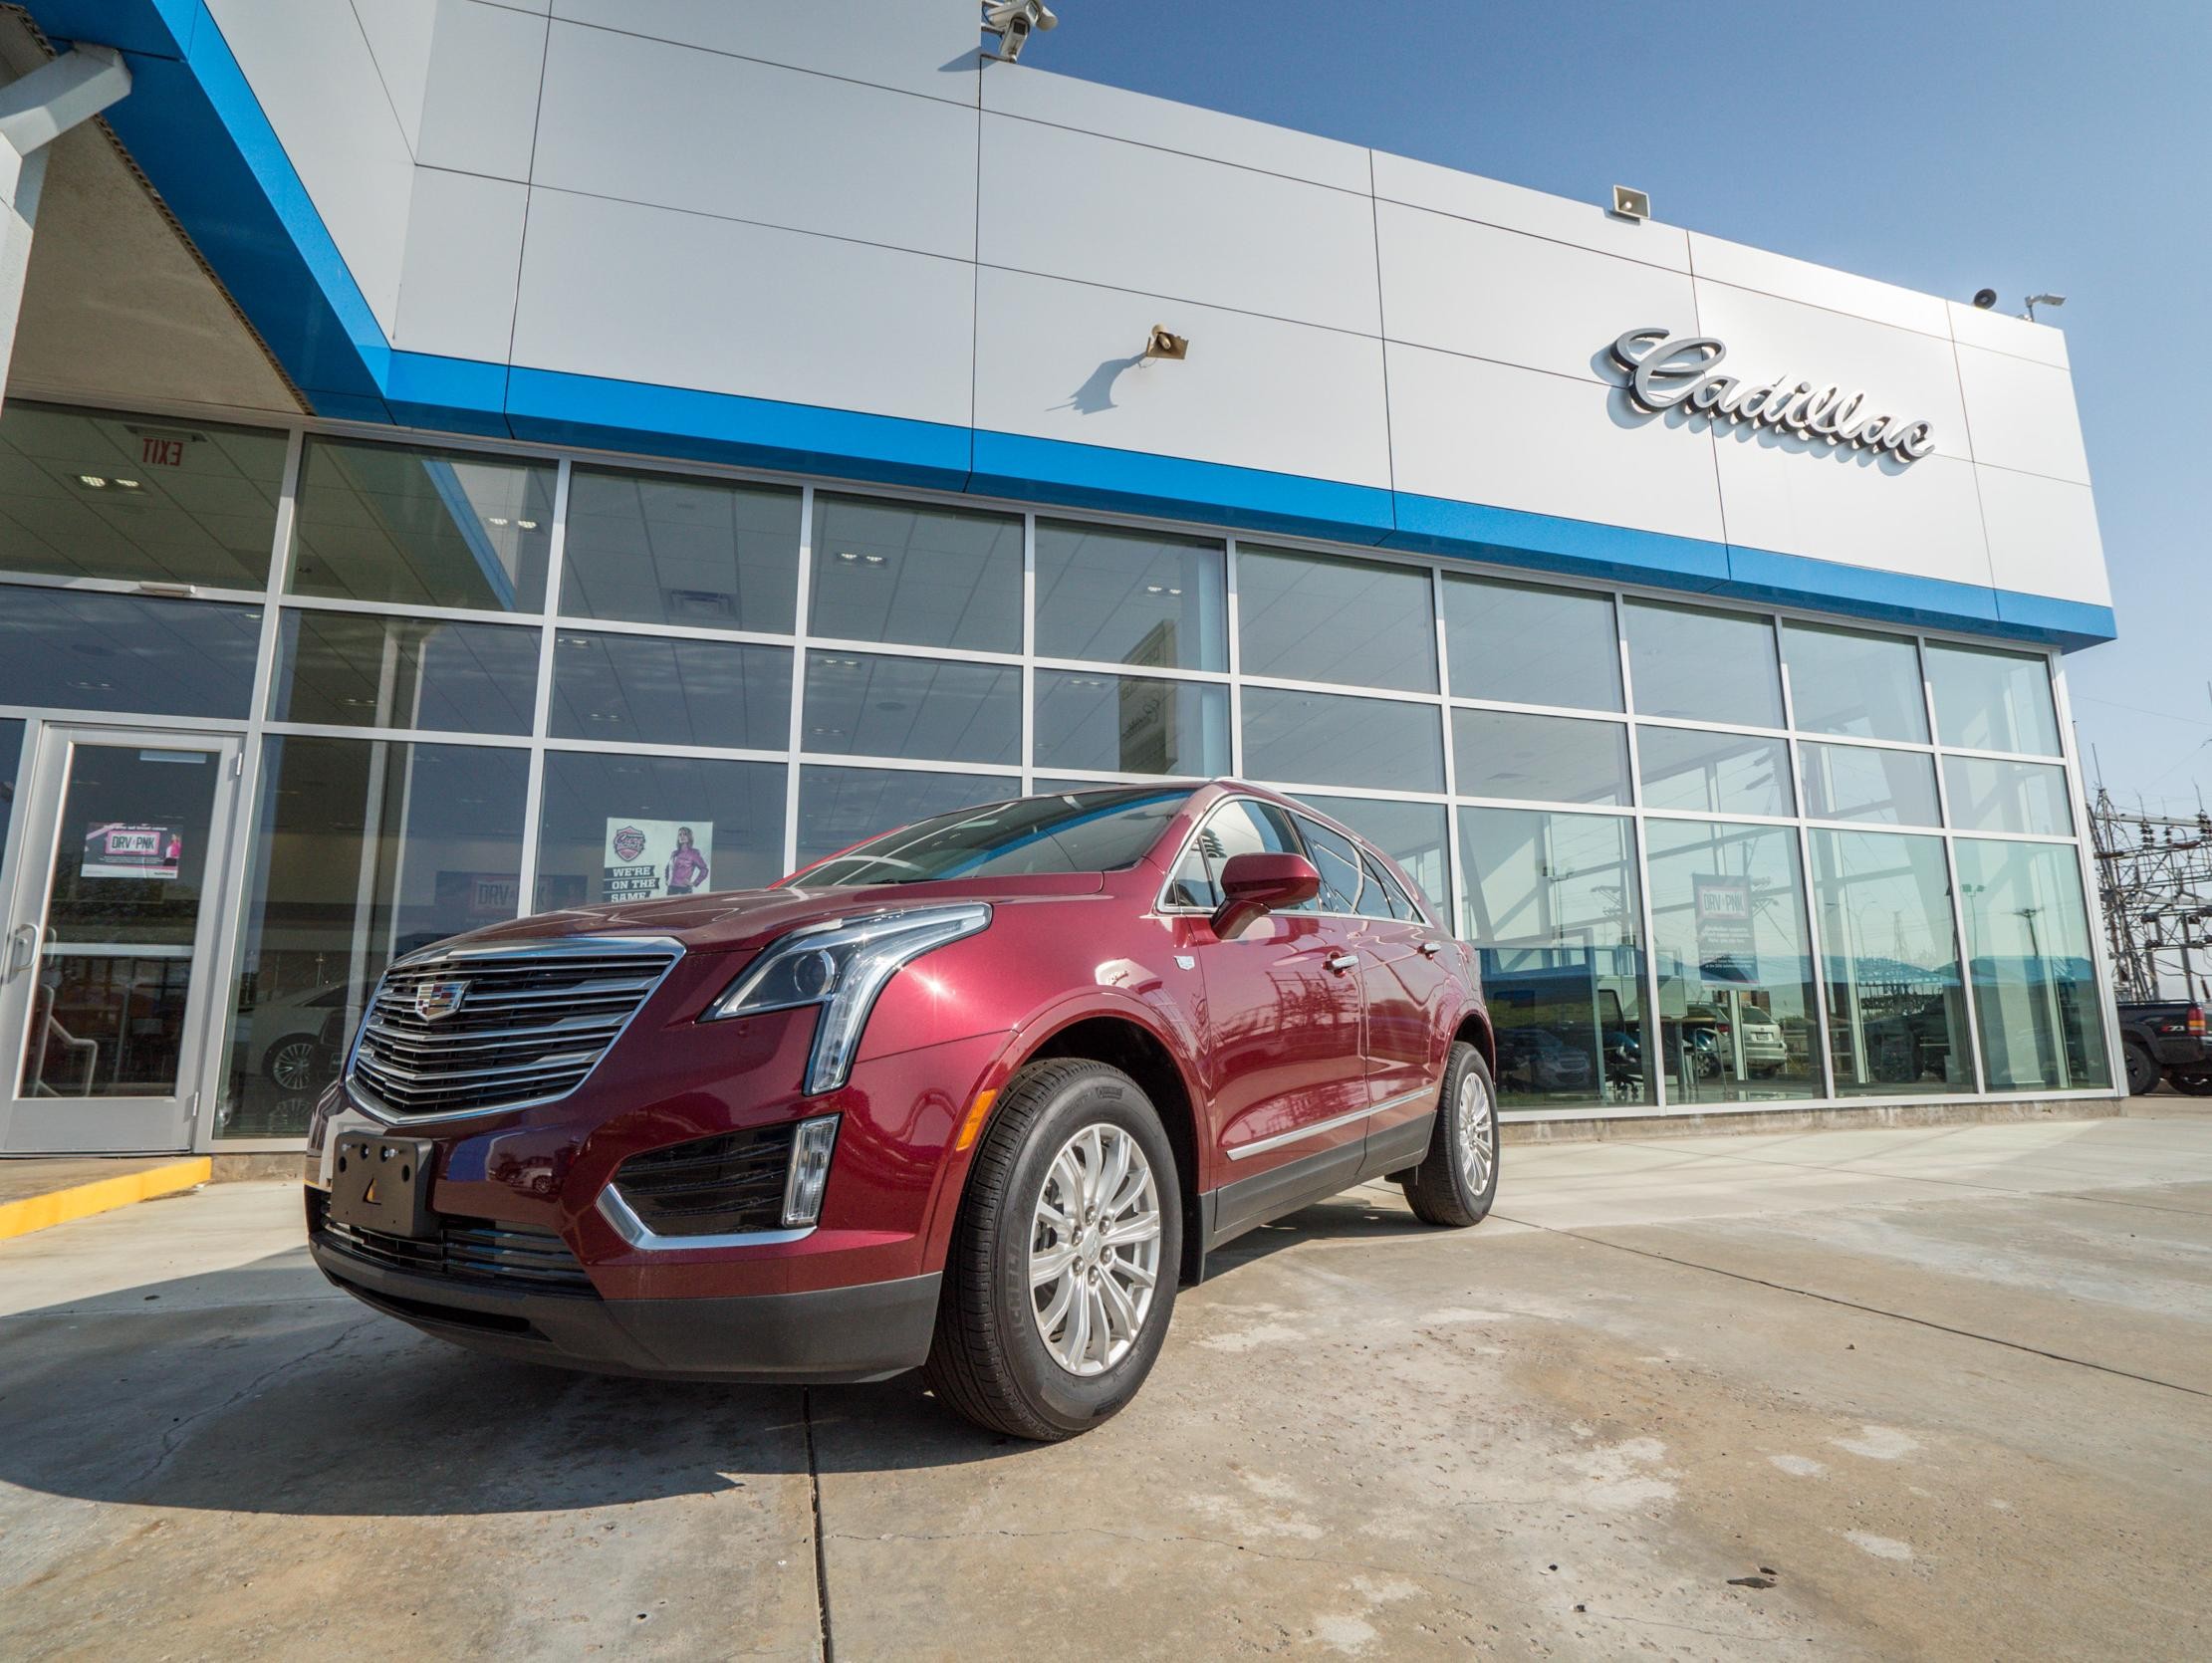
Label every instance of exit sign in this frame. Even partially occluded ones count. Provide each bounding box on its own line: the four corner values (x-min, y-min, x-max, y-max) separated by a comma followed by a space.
140, 435, 186, 468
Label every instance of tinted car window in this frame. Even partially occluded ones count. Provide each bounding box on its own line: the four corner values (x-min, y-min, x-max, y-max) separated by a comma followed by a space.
1166, 799, 1311, 910
797, 787, 1189, 887
1356, 850, 1403, 919
1296, 817, 1365, 913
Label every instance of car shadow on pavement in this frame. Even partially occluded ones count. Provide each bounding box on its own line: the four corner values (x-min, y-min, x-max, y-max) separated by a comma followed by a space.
0, 1190, 1447, 1515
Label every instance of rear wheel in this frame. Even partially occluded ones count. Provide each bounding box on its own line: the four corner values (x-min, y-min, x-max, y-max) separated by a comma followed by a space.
924, 1059, 1180, 1441
2171, 1067, 2212, 1098
1400, 1042, 1499, 1228
2123, 1043, 2162, 1096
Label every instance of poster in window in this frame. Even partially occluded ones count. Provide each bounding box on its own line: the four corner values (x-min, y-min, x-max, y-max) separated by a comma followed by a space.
603, 820, 714, 902
82, 822, 184, 879
1693, 874, 1756, 984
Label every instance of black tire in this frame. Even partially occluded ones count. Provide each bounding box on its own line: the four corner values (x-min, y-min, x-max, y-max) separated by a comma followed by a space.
1400, 1042, 1500, 1229
2123, 1043, 2162, 1096
924, 1059, 1181, 1441
2172, 1068, 2212, 1098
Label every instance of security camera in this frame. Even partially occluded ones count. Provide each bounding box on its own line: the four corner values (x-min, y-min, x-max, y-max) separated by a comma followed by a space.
983, 0, 1057, 62
1971, 288, 1998, 310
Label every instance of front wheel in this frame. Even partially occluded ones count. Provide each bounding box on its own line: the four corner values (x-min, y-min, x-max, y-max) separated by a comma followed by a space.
1400, 1042, 1500, 1228
924, 1059, 1181, 1441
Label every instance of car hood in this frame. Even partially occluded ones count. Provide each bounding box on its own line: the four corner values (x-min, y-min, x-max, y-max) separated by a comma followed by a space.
412, 870, 1106, 958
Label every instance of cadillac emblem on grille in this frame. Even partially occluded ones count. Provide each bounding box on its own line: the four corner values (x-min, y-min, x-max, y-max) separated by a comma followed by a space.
414, 979, 470, 1021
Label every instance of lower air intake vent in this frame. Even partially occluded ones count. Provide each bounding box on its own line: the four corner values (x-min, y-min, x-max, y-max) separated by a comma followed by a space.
612, 1122, 801, 1237
312, 1195, 594, 1295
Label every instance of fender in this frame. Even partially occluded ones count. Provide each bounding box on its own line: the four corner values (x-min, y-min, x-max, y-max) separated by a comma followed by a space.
913, 984, 1209, 1274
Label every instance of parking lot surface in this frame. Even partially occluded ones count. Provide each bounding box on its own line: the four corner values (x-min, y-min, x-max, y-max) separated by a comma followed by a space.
3, 1103, 2208, 1661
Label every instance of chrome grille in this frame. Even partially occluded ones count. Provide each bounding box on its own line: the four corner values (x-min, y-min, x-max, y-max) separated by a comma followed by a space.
348, 937, 681, 1121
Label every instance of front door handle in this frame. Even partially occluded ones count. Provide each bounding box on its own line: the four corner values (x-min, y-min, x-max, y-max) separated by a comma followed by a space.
1326, 951, 1358, 974
6, 922, 37, 975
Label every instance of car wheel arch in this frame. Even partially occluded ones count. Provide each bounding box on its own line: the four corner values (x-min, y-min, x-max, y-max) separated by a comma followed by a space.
1453, 1008, 1497, 1076
925, 997, 1209, 1288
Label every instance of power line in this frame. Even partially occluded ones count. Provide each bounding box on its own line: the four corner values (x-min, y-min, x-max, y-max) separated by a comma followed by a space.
2089, 788, 2212, 1003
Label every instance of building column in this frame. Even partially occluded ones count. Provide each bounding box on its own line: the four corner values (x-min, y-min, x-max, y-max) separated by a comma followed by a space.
0, 43, 130, 412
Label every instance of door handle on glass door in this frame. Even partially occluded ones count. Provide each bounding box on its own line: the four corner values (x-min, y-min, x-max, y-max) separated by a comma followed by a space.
1326, 952, 1358, 973
6, 922, 37, 974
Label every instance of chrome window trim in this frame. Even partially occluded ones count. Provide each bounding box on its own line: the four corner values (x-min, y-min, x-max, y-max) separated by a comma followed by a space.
1223, 1084, 1435, 1162
1151, 794, 1438, 929
597, 1182, 817, 1252
344, 933, 685, 1126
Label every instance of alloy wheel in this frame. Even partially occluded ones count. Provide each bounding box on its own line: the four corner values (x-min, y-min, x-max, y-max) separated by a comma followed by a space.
268, 1039, 318, 1093
1028, 1123, 1162, 1376
1457, 1069, 1495, 1193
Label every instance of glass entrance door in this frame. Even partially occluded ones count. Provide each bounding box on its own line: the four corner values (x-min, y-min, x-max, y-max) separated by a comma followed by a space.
0, 727, 241, 1154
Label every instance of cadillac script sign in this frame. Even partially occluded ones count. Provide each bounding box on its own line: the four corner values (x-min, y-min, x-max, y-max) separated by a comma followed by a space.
1608, 327, 1937, 461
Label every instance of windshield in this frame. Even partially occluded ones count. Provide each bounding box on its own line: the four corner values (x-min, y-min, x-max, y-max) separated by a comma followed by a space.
792, 787, 1195, 888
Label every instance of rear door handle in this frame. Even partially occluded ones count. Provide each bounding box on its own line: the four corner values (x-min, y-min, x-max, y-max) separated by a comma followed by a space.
1326, 952, 1358, 974
1418, 940, 1443, 957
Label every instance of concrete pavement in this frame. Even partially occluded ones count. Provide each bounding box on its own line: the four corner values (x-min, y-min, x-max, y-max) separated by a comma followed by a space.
2, 1105, 2207, 1659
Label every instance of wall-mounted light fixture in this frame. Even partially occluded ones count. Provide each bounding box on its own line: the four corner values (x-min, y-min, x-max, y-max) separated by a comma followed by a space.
1609, 184, 1650, 222
1145, 326, 1188, 360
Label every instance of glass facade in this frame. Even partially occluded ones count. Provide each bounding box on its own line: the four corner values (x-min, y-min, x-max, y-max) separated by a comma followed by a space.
0, 400, 2120, 1147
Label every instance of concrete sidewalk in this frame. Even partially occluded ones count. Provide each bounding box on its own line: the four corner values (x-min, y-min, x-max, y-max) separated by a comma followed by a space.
2, 1106, 2207, 1660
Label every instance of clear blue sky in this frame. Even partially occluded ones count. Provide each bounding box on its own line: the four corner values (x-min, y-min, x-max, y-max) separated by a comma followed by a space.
1033, 0, 2212, 817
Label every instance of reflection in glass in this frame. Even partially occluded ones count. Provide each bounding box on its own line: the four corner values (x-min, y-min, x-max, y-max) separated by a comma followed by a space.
1644, 819, 1820, 1103
1455, 710, 1628, 806
1782, 622, 1929, 742
19, 742, 223, 1099
804, 651, 1020, 765
1035, 521, 1226, 671
1237, 546, 1436, 693
560, 467, 800, 631
551, 631, 790, 749
535, 752, 787, 910
289, 438, 557, 610
1625, 600, 1784, 727
270, 610, 539, 734
1801, 742, 1942, 827
811, 496, 1022, 652
795, 765, 1012, 865
0, 401, 288, 589
1942, 755, 2074, 837
1458, 809, 1651, 1109
0, 718, 21, 856
1241, 687, 1443, 792
1955, 838, 2111, 1089
1812, 830, 1972, 1095
222, 737, 529, 1137
1926, 642, 2061, 756
1443, 575, 1620, 710
1636, 727, 1795, 818
1297, 794, 1448, 915
0, 586, 261, 718
1164, 798, 1313, 911
1034, 670, 1228, 777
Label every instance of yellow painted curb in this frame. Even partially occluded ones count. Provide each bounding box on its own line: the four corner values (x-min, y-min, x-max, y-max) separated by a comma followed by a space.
0, 1157, 212, 1242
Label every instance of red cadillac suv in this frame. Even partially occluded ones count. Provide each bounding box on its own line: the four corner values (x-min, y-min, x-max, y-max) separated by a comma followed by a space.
306, 780, 1498, 1439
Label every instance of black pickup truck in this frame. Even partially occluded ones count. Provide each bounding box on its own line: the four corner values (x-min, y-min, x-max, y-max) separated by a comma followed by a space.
2116, 1000, 2212, 1095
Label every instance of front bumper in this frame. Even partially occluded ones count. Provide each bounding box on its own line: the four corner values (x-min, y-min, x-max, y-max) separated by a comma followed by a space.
310, 1224, 940, 1383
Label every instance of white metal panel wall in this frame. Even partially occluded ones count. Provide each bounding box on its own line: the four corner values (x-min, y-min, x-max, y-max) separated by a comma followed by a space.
204, 0, 418, 337
196, 6, 2110, 621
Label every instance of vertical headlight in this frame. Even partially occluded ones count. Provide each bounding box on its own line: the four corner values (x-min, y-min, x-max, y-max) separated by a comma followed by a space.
704, 903, 991, 1094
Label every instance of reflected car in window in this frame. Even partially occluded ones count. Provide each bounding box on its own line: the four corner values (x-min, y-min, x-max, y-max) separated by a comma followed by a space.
303, 781, 1496, 1441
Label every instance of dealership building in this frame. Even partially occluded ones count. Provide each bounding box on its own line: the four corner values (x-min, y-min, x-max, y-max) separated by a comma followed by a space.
0, 1, 2121, 1160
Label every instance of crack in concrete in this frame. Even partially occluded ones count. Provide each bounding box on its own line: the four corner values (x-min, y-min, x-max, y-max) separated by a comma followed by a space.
1497, 1211, 2212, 1400
128, 1316, 375, 1492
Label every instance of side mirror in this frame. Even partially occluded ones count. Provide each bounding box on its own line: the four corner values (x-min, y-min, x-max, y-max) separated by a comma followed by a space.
1210, 851, 1320, 940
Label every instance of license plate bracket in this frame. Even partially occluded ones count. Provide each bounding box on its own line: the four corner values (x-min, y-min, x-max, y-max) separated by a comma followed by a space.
328, 1132, 436, 1239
